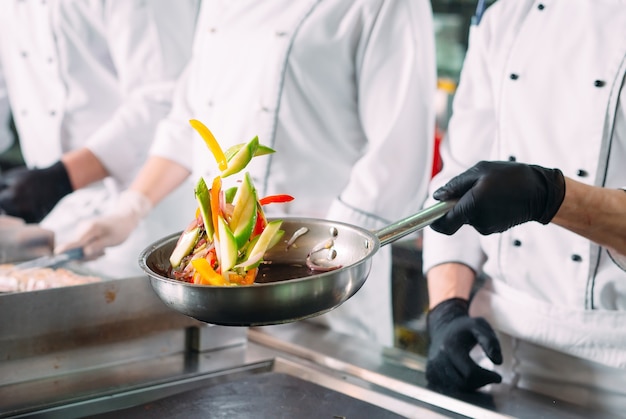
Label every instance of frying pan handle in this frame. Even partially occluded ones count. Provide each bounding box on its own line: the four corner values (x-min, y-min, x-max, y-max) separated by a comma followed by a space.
374, 200, 457, 247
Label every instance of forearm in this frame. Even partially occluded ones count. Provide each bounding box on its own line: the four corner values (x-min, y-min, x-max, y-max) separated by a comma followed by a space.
61, 148, 108, 190
552, 177, 626, 255
427, 262, 476, 309
128, 156, 190, 206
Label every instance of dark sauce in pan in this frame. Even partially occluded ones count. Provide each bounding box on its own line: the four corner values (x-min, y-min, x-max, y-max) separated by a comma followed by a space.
154, 262, 321, 284
255, 262, 319, 283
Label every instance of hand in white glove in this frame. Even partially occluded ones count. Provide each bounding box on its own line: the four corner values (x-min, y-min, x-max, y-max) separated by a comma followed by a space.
55, 190, 152, 259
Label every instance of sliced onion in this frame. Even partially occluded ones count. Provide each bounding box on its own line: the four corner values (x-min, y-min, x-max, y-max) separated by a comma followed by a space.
306, 256, 342, 272
286, 227, 309, 250
307, 238, 334, 256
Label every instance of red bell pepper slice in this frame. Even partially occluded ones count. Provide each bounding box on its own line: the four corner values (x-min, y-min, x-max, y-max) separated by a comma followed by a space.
252, 208, 267, 238
258, 194, 294, 206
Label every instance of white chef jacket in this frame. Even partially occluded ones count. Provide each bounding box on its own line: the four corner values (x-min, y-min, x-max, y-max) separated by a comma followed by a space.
0, 0, 199, 277
422, 0, 626, 408
150, 0, 437, 346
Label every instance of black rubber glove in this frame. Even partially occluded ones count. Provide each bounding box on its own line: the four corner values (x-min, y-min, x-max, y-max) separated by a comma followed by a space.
431, 161, 566, 235
0, 161, 73, 223
426, 298, 503, 393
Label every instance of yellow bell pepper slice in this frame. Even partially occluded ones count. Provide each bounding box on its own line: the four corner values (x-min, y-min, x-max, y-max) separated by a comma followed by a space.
192, 257, 227, 286
228, 268, 257, 286
189, 119, 228, 171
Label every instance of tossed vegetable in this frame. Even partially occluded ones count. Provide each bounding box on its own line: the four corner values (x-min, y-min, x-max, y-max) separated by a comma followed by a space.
189, 119, 227, 171
169, 120, 291, 286
259, 194, 295, 206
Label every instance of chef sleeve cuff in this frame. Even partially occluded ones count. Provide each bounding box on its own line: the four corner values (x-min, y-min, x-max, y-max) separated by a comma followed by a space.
422, 224, 485, 274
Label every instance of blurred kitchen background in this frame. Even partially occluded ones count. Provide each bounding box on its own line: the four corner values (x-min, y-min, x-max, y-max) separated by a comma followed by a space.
0, 0, 493, 357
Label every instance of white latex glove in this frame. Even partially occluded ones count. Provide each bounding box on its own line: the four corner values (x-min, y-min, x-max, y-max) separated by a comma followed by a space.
56, 190, 152, 259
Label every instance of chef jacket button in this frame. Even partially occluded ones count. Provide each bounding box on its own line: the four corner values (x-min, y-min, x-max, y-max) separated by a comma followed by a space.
275, 31, 288, 37
576, 169, 588, 177
571, 254, 582, 262
537, 4, 545, 10
594, 80, 606, 88
21, 109, 27, 116
49, 110, 56, 116
513, 239, 522, 247
510, 73, 519, 80
47, 57, 54, 64
21, 51, 28, 58
207, 100, 213, 107
508, 155, 516, 161
260, 106, 270, 112
208, 27, 217, 33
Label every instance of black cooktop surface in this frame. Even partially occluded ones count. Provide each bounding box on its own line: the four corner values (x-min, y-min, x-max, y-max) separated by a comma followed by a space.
89, 371, 405, 419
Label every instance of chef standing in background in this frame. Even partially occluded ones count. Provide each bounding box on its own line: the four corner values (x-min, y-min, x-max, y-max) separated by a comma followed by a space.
58, 0, 438, 347
0, 0, 199, 277
422, 0, 626, 414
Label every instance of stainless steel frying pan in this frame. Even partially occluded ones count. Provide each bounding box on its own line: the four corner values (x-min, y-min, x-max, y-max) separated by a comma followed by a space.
139, 200, 455, 326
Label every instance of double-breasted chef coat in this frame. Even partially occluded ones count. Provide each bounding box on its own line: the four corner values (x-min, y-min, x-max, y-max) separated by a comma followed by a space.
149, 0, 437, 346
0, 0, 200, 278
423, 0, 626, 410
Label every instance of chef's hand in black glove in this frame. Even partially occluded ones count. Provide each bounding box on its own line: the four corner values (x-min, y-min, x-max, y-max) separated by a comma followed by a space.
431, 161, 566, 235
426, 298, 503, 393
0, 161, 73, 223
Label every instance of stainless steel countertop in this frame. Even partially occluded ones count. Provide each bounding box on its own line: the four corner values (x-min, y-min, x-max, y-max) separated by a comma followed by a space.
0, 277, 615, 419
250, 323, 615, 419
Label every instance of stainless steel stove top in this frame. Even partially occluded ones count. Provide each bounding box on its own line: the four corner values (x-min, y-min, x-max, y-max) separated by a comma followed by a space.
0, 277, 613, 419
